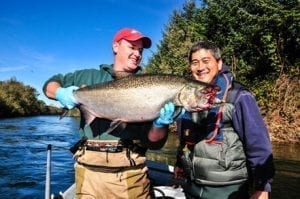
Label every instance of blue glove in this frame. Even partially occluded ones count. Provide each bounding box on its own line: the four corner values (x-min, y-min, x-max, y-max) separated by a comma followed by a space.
55, 86, 79, 109
153, 102, 185, 128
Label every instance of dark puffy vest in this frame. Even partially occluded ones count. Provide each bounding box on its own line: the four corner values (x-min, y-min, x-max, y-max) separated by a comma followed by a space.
181, 101, 248, 186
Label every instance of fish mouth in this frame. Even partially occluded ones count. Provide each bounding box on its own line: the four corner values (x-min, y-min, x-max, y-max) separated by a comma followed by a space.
186, 97, 224, 112
195, 85, 220, 102
185, 85, 222, 112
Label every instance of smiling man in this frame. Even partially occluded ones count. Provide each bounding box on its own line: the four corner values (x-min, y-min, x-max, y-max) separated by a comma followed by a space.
174, 41, 275, 199
43, 28, 176, 199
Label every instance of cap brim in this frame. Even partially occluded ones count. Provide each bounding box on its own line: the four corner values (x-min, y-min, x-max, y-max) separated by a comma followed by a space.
124, 35, 152, 49
140, 37, 152, 49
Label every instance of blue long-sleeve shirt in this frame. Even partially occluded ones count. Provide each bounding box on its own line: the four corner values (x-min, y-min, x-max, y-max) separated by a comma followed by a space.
233, 89, 275, 191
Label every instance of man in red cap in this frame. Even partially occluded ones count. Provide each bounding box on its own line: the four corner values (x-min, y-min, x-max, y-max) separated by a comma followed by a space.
43, 28, 176, 198
112, 28, 151, 74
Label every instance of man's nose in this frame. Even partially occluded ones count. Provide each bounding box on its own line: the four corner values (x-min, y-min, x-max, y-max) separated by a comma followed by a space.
195, 62, 205, 70
132, 49, 142, 58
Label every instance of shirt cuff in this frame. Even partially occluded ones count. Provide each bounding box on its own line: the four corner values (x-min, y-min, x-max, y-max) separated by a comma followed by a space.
255, 180, 272, 192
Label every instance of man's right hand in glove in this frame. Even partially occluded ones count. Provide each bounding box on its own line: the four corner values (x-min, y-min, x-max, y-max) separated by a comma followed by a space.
55, 86, 79, 109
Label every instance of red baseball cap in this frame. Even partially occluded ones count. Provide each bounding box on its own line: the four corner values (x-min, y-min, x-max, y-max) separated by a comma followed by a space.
113, 28, 152, 49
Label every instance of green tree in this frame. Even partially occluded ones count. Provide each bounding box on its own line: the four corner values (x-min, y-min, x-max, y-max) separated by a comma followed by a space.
146, 0, 299, 142
0, 78, 49, 117
146, 0, 205, 76
202, 0, 300, 111
203, 0, 300, 82
146, 0, 299, 108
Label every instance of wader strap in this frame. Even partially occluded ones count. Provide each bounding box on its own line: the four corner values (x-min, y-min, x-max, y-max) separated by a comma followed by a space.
70, 136, 88, 154
77, 162, 146, 173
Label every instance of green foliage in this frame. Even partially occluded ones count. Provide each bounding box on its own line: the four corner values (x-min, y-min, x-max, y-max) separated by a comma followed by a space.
146, 0, 299, 142
202, 0, 300, 81
0, 78, 58, 117
146, 0, 205, 76
146, 0, 299, 107
202, 0, 300, 109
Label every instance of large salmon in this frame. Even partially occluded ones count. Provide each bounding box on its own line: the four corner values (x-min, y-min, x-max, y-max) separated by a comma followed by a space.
74, 74, 221, 132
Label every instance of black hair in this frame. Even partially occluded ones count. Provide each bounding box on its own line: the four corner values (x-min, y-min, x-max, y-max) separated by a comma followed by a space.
188, 41, 222, 63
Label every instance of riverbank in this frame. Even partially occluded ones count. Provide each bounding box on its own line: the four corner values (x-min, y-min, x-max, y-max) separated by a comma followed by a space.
265, 75, 300, 144
266, 112, 300, 144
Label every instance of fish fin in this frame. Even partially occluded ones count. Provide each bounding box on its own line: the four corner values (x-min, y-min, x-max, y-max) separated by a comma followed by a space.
106, 120, 127, 134
59, 108, 69, 120
85, 115, 97, 125
79, 105, 97, 125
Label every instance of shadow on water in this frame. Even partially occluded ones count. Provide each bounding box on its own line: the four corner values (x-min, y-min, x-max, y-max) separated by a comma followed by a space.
272, 159, 300, 198
0, 116, 299, 198
271, 144, 300, 199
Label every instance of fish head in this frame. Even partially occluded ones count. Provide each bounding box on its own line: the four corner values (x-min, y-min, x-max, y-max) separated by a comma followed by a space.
175, 82, 221, 112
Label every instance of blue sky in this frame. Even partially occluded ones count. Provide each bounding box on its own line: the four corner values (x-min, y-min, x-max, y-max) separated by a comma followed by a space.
0, 0, 186, 106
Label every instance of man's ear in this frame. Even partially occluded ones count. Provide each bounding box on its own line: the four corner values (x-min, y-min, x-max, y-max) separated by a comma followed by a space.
218, 59, 223, 71
112, 42, 119, 54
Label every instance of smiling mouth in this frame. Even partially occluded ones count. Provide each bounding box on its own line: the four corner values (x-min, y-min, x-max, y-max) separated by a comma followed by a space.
196, 69, 208, 75
130, 58, 139, 65
196, 73, 207, 79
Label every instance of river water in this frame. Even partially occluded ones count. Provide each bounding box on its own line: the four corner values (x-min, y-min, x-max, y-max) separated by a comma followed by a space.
0, 116, 299, 199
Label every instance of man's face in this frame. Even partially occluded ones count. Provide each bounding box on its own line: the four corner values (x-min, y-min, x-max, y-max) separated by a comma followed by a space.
190, 49, 222, 83
113, 39, 144, 72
